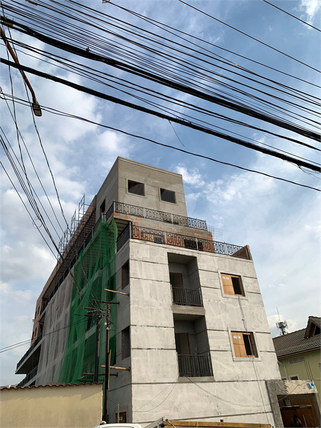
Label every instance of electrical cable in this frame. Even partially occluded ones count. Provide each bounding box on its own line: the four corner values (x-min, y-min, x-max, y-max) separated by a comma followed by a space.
0, 160, 58, 259
263, 0, 321, 33
5, 94, 319, 192
178, 0, 320, 73
2, 58, 320, 175
109, 0, 321, 90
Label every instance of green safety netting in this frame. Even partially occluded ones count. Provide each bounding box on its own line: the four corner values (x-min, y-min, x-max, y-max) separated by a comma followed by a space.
58, 219, 118, 384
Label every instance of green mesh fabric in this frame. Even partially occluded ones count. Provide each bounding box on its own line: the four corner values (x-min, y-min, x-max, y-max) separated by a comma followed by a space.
58, 219, 118, 384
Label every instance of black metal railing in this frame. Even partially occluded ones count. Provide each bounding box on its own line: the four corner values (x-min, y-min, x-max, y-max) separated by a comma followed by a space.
172, 287, 203, 307
17, 365, 38, 387
131, 224, 250, 259
177, 352, 213, 377
16, 333, 42, 372
106, 201, 207, 230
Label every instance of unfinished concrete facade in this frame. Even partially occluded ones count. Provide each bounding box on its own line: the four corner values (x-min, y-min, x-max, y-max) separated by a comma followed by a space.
15, 157, 280, 426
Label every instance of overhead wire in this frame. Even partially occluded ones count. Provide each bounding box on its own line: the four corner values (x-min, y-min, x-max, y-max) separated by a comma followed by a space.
1, 0, 318, 120
262, 0, 321, 33
109, 0, 321, 90
8, 40, 321, 152
3, 93, 320, 192
2, 57, 320, 175
0, 159, 58, 259
178, 0, 321, 73
1, 21, 319, 144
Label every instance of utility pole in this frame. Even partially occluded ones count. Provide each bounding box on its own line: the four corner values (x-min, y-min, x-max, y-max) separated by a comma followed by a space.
103, 305, 110, 422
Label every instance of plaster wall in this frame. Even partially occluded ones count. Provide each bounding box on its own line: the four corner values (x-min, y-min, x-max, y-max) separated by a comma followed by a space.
0, 383, 103, 428
123, 240, 279, 425
95, 157, 119, 222
117, 157, 187, 216
132, 380, 275, 426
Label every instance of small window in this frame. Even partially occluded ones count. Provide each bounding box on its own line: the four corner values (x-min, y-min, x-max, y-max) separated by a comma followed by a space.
231, 331, 257, 358
122, 327, 130, 359
160, 188, 176, 203
221, 274, 244, 296
122, 262, 129, 289
128, 180, 145, 196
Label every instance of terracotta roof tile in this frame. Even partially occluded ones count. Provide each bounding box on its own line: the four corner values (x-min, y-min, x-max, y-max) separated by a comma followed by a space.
0, 381, 102, 390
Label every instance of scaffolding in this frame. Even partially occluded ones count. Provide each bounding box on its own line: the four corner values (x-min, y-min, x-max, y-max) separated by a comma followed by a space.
58, 219, 118, 384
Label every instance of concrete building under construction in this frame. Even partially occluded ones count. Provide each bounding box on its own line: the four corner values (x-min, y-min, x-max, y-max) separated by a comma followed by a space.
15, 157, 283, 427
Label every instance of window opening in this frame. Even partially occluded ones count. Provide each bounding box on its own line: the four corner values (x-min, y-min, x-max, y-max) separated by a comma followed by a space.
231, 331, 257, 358
122, 262, 129, 289
100, 200, 105, 215
221, 274, 244, 296
160, 188, 176, 203
122, 327, 130, 359
128, 180, 145, 196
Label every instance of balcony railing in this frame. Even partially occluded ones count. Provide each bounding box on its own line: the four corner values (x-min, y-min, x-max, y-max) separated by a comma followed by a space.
106, 201, 207, 230
172, 287, 203, 307
16, 332, 42, 372
128, 224, 250, 259
177, 352, 213, 377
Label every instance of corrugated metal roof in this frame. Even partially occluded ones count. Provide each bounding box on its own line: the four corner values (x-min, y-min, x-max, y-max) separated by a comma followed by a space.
273, 316, 321, 358
0, 381, 103, 391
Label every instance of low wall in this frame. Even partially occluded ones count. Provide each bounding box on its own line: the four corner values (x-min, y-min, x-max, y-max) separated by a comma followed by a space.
0, 383, 103, 428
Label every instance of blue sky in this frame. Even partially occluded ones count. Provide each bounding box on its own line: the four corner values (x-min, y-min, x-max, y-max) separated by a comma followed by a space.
0, 0, 320, 386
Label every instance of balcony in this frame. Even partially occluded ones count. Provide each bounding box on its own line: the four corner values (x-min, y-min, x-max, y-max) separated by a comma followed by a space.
117, 223, 251, 260
16, 332, 42, 374
177, 352, 213, 377
172, 287, 203, 307
106, 201, 207, 230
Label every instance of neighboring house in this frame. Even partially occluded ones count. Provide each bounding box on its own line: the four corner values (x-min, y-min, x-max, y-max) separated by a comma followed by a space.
14, 157, 281, 427
273, 316, 321, 401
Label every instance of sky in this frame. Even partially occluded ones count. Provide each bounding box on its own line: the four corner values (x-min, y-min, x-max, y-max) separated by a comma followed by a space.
0, 0, 320, 386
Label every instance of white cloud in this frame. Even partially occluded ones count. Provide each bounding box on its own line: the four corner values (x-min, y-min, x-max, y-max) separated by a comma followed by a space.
300, 0, 321, 22
174, 165, 205, 187
0, 282, 33, 305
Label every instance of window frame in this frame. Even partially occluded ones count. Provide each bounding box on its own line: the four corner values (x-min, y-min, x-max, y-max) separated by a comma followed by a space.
160, 188, 176, 204
230, 330, 258, 359
219, 272, 245, 297
127, 179, 145, 196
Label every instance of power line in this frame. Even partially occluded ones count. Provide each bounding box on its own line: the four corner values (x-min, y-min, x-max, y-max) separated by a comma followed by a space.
6, 95, 320, 192
263, 0, 321, 33
178, 0, 321, 73
2, 18, 320, 143
0, 160, 58, 259
109, 0, 321, 90
2, 57, 320, 175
